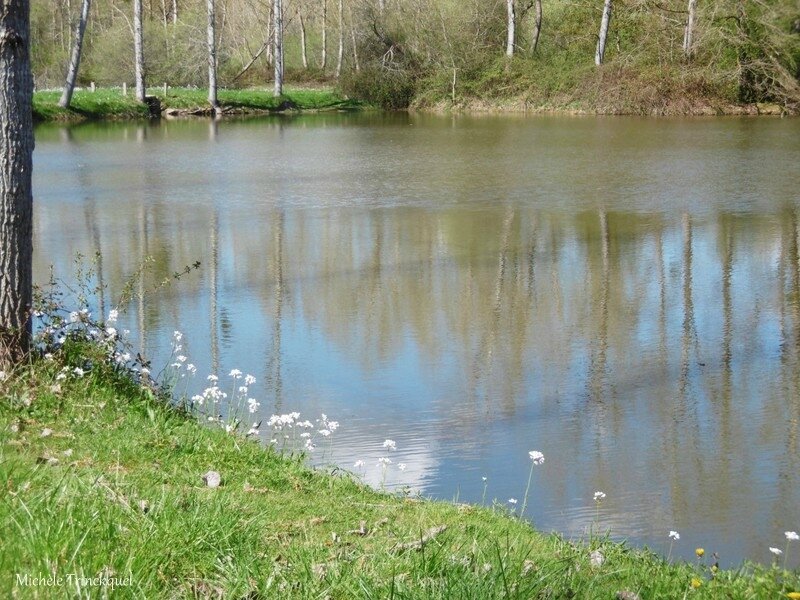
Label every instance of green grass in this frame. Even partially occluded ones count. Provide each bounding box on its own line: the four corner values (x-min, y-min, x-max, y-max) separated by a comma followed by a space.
1, 346, 799, 598
32, 86, 361, 122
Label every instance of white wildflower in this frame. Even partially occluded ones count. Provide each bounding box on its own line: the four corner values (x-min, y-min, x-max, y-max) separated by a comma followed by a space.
528, 450, 545, 465
244, 374, 256, 386
107, 309, 119, 324
354, 460, 365, 469
398, 463, 407, 471
383, 439, 397, 451
73, 367, 84, 377
229, 369, 242, 379
786, 531, 799, 541
176, 355, 187, 363
508, 498, 518, 505
668, 531, 680, 541
593, 491, 606, 502
770, 547, 783, 556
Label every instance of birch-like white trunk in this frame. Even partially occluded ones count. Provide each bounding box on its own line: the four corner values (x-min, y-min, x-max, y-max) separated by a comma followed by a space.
335, 0, 343, 78
505, 0, 515, 57
172, 0, 178, 24
348, 4, 359, 71
59, 0, 91, 108
320, 0, 327, 69
595, 0, 612, 66
531, 0, 542, 54
207, 0, 220, 113
0, 0, 35, 365
299, 12, 308, 69
133, 0, 146, 101
683, 0, 697, 58
273, 0, 283, 96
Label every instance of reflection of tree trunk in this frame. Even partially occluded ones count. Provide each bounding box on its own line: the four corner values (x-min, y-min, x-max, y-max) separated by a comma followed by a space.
680, 213, 694, 396
476, 206, 514, 401
138, 203, 148, 356
590, 210, 610, 401
656, 226, 667, 359
719, 217, 734, 475
267, 211, 285, 411
210, 210, 219, 377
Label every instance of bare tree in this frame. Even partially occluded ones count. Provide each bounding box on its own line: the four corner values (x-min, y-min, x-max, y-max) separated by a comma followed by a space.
531, 0, 542, 54
299, 9, 308, 69
59, 0, 91, 108
207, 0, 221, 113
320, 0, 327, 69
506, 0, 515, 57
595, 0, 612, 65
683, 0, 697, 58
0, 0, 35, 365
273, 0, 283, 95
134, 0, 146, 101
335, 0, 343, 77
172, 0, 178, 23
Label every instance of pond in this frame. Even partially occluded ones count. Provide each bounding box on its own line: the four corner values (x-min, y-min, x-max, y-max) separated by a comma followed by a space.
33, 113, 800, 567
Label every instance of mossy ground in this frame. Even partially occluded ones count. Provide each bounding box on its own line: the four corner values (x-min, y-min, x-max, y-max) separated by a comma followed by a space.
1, 347, 798, 598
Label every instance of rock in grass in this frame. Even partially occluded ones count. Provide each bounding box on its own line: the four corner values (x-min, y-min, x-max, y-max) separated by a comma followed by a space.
202, 471, 222, 488
590, 550, 605, 569
616, 591, 641, 600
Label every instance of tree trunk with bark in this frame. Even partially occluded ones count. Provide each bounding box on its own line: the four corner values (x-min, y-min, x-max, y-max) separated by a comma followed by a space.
207, 0, 220, 113
0, 0, 35, 366
506, 0, 515, 57
273, 0, 283, 96
133, 0, 146, 101
683, 0, 697, 58
595, 0, 612, 65
531, 0, 542, 54
172, 0, 178, 24
335, 0, 343, 77
59, 0, 90, 108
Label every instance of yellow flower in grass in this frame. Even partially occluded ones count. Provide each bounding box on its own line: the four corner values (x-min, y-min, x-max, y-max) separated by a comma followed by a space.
691, 578, 703, 589
695, 548, 705, 558
786, 593, 800, 599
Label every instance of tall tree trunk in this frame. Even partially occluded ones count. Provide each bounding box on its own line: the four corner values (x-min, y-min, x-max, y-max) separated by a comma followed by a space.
378, 0, 385, 13
207, 0, 220, 113
0, 0, 35, 366
595, 0, 612, 66
683, 0, 697, 58
273, 0, 283, 96
348, 4, 359, 72
320, 0, 327, 69
133, 0, 146, 101
335, 0, 343, 77
172, 0, 178, 24
505, 0, 515, 57
59, 0, 91, 108
531, 0, 542, 54
299, 12, 308, 69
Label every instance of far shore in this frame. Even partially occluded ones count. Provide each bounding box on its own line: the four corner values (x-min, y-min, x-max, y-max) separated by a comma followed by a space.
33, 86, 792, 123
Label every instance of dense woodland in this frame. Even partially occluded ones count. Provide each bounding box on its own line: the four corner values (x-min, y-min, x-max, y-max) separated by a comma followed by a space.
29, 0, 800, 112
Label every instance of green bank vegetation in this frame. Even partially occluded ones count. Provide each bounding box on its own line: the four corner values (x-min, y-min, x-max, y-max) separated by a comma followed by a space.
33, 0, 800, 115
2, 338, 800, 598
32, 87, 360, 122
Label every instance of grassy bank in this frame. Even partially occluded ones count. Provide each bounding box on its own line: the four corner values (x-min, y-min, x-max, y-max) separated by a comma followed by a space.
2, 343, 799, 598
32, 87, 361, 122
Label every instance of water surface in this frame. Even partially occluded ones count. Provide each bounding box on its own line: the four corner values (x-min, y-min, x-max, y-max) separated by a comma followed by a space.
33, 113, 800, 567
